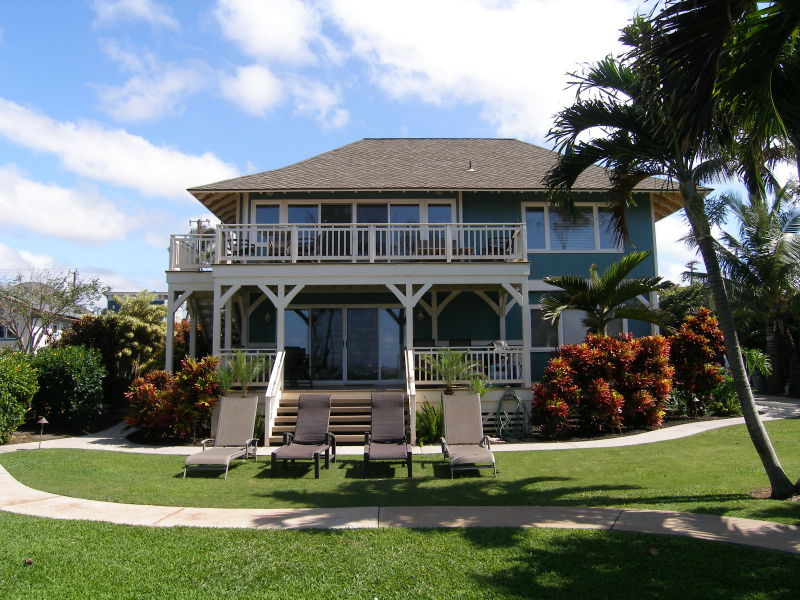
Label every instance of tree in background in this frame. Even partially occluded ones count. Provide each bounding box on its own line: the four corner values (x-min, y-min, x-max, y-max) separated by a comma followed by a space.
714, 188, 800, 394
541, 250, 675, 335
0, 268, 106, 354
167, 319, 211, 371
115, 291, 167, 381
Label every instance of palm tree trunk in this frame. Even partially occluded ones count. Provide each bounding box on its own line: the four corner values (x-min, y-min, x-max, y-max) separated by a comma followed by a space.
765, 317, 785, 394
682, 181, 797, 498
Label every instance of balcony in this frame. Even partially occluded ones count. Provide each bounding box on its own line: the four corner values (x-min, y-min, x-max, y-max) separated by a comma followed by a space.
169, 223, 526, 271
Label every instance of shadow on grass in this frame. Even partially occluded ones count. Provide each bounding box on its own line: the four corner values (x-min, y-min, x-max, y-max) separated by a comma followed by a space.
463, 528, 800, 600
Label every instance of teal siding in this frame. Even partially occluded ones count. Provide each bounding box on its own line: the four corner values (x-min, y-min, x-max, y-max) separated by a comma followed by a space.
530, 352, 553, 382
248, 292, 276, 344
438, 293, 499, 342
628, 319, 652, 337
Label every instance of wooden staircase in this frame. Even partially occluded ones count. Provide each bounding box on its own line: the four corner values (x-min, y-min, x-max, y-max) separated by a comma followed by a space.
268, 389, 408, 446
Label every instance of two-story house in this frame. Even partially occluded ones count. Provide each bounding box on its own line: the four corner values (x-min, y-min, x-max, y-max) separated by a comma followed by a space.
165, 138, 681, 442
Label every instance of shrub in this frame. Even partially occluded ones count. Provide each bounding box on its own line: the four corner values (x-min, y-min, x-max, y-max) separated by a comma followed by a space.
532, 334, 673, 437
53, 314, 129, 408
669, 308, 725, 417
125, 356, 221, 439
0, 353, 38, 443
416, 400, 443, 445
30, 346, 105, 430
709, 370, 742, 416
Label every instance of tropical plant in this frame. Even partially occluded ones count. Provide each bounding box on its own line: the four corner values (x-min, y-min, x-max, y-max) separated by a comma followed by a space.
415, 400, 443, 446
226, 350, 267, 397
531, 334, 673, 437
541, 250, 675, 335
544, 16, 798, 497
710, 370, 742, 417
742, 348, 773, 382
420, 348, 483, 395
713, 188, 800, 394
469, 376, 495, 397
215, 361, 234, 396
115, 292, 167, 380
659, 284, 714, 327
0, 352, 38, 443
125, 356, 220, 439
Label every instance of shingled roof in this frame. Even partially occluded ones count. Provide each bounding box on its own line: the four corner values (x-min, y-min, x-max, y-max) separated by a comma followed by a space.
188, 138, 683, 221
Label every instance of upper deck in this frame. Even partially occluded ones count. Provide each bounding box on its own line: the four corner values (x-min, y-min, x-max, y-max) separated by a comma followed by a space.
169, 222, 526, 271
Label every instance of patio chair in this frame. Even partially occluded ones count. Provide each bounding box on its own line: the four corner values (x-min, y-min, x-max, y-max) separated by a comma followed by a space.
440, 393, 496, 478
183, 396, 259, 480
271, 394, 335, 479
364, 393, 412, 478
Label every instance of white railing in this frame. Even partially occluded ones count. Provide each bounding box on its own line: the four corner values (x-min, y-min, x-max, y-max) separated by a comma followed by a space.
413, 346, 524, 385
219, 349, 276, 385
169, 234, 215, 271
404, 349, 417, 443
263, 350, 285, 444
169, 223, 525, 270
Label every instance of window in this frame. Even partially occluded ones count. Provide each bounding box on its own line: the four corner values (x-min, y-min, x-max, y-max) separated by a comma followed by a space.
270, 201, 453, 225
531, 309, 558, 348
524, 204, 621, 251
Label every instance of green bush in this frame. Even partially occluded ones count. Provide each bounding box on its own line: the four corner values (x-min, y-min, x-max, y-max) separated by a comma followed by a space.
0, 353, 38, 443
30, 346, 105, 430
709, 370, 742, 416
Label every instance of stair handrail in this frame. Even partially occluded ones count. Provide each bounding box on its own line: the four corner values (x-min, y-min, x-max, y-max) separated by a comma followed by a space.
264, 350, 286, 444
405, 349, 417, 445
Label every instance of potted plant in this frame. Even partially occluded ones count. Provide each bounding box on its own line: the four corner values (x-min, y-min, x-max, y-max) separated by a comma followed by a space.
227, 350, 267, 397
421, 348, 483, 395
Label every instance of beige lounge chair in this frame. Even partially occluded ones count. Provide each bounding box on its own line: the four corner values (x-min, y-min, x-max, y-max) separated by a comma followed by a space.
364, 393, 412, 478
440, 393, 496, 478
183, 396, 259, 479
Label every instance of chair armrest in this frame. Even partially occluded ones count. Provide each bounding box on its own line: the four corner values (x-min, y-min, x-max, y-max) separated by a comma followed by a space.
244, 438, 259, 461
405, 430, 411, 445
364, 432, 371, 445
200, 438, 214, 450
326, 432, 337, 461
441, 437, 450, 458
282, 432, 294, 445
481, 435, 492, 450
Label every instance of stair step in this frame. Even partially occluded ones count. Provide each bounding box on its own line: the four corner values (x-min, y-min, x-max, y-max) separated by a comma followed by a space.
272, 424, 372, 434
274, 414, 372, 424
267, 434, 365, 446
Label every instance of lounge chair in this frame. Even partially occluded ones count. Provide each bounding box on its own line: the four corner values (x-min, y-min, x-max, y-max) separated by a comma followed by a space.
183, 396, 259, 479
271, 394, 335, 479
364, 393, 412, 478
440, 393, 496, 478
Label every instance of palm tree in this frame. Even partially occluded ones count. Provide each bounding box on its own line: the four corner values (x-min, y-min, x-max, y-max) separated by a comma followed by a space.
715, 188, 800, 394
545, 18, 797, 498
541, 251, 675, 335
644, 1, 800, 181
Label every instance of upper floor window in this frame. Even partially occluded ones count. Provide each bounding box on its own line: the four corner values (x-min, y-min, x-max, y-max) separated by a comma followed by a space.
253, 200, 455, 225
524, 204, 619, 252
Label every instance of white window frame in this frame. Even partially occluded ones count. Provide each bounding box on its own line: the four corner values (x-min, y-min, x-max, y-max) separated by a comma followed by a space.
530, 305, 627, 350
250, 198, 458, 225
521, 202, 623, 253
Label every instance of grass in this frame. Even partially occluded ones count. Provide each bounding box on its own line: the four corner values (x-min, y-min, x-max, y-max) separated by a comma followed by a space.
1, 419, 799, 524
2, 511, 799, 600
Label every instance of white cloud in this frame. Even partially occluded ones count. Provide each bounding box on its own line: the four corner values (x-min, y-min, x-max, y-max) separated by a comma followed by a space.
289, 79, 349, 129
95, 41, 209, 123
214, 0, 325, 65
0, 243, 57, 277
0, 165, 129, 244
325, 0, 637, 139
220, 64, 284, 116
655, 212, 698, 284
0, 98, 240, 199
92, 0, 180, 30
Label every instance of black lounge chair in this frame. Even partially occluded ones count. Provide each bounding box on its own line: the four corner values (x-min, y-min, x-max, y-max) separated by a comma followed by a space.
271, 394, 335, 479
183, 396, 259, 479
364, 393, 412, 478
441, 393, 496, 478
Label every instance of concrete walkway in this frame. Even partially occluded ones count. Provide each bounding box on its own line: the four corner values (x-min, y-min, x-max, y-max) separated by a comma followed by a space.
0, 394, 798, 554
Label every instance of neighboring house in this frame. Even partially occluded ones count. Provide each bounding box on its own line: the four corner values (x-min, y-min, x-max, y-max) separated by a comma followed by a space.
105, 291, 168, 314
0, 305, 78, 352
165, 138, 681, 439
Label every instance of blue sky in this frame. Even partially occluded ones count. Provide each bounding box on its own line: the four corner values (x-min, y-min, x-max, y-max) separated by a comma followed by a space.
0, 0, 736, 295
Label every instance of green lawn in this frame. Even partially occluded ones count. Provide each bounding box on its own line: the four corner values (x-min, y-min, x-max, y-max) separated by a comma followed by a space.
2, 419, 799, 524
2, 512, 799, 600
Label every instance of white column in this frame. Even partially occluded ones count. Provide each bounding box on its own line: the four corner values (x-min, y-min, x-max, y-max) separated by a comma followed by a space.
165, 289, 176, 371
520, 282, 532, 387
212, 283, 222, 356
276, 284, 286, 349
224, 298, 233, 350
